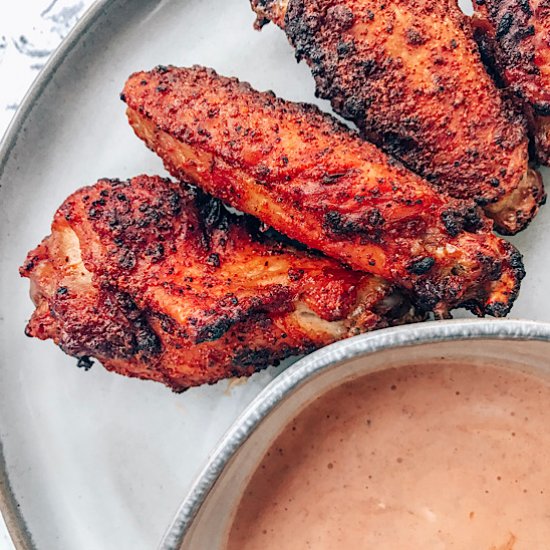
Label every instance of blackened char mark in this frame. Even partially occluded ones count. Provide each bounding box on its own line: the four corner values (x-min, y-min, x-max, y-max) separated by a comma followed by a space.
533, 102, 550, 117
232, 343, 315, 369
194, 186, 266, 248
407, 257, 435, 275
441, 205, 484, 237
195, 188, 228, 231
194, 288, 294, 345
195, 315, 234, 344
496, 12, 514, 38
323, 208, 384, 242
473, 25, 503, 85
380, 131, 418, 159
115, 292, 162, 356
509, 247, 526, 273
518, 0, 532, 16
411, 279, 454, 315
484, 301, 509, 317
285, 1, 323, 63
76, 356, 94, 370
134, 317, 162, 355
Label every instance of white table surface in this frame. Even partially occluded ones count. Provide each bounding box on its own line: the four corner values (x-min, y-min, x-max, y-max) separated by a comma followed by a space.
1, 1, 96, 546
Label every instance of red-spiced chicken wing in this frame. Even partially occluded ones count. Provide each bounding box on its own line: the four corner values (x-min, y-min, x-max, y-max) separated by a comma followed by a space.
251, 0, 544, 234
21, 175, 414, 391
473, 0, 550, 165
122, 66, 525, 318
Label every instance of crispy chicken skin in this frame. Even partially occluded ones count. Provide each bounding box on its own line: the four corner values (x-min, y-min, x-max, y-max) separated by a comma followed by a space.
20, 175, 413, 392
472, 0, 550, 165
250, 0, 545, 235
122, 66, 525, 317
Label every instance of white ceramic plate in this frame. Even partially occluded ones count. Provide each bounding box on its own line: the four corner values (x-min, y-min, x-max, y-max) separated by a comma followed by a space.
0, 0, 548, 548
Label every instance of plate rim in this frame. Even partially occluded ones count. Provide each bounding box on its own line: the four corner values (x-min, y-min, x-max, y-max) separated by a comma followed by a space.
0, 1, 117, 547
0, 0, 117, 180
160, 318, 550, 549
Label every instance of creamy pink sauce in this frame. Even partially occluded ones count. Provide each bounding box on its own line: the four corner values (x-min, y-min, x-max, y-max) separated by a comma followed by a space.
227, 363, 550, 549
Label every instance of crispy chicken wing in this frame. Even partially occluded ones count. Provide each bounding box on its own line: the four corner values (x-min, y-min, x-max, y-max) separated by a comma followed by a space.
122, 66, 525, 317
250, 0, 545, 235
21, 175, 413, 391
472, 0, 550, 165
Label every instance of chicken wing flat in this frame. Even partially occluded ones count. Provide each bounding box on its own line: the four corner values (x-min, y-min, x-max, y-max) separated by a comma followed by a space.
472, 0, 550, 165
21, 175, 413, 391
250, 0, 545, 235
122, 66, 525, 318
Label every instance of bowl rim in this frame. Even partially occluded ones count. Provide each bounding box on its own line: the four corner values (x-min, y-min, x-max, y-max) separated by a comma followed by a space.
159, 318, 550, 549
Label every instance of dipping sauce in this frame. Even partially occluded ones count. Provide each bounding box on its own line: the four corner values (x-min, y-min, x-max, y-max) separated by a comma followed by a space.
227, 363, 550, 549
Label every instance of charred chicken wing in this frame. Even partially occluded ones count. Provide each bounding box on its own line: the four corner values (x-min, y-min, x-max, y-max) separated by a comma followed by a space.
473, 0, 550, 165
250, 0, 545, 235
122, 66, 525, 317
21, 175, 414, 391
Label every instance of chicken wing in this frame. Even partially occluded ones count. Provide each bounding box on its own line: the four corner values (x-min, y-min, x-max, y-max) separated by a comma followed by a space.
250, 0, 545, 235
21, 175, 413, 391
472, 0, 550, 165
122, 66, 525, 318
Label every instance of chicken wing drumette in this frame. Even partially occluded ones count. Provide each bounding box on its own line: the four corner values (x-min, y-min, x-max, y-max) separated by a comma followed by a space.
122, 65, 525, 318
21, 175, 413, 391
250, 0, 544, 235
473, 0, 550, 165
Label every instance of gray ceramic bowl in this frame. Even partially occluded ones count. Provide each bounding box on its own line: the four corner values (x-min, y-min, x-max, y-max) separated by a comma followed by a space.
159, 318, 550, 550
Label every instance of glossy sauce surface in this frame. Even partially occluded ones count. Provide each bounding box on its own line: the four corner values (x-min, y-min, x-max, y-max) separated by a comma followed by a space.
227, 363, 550, 549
